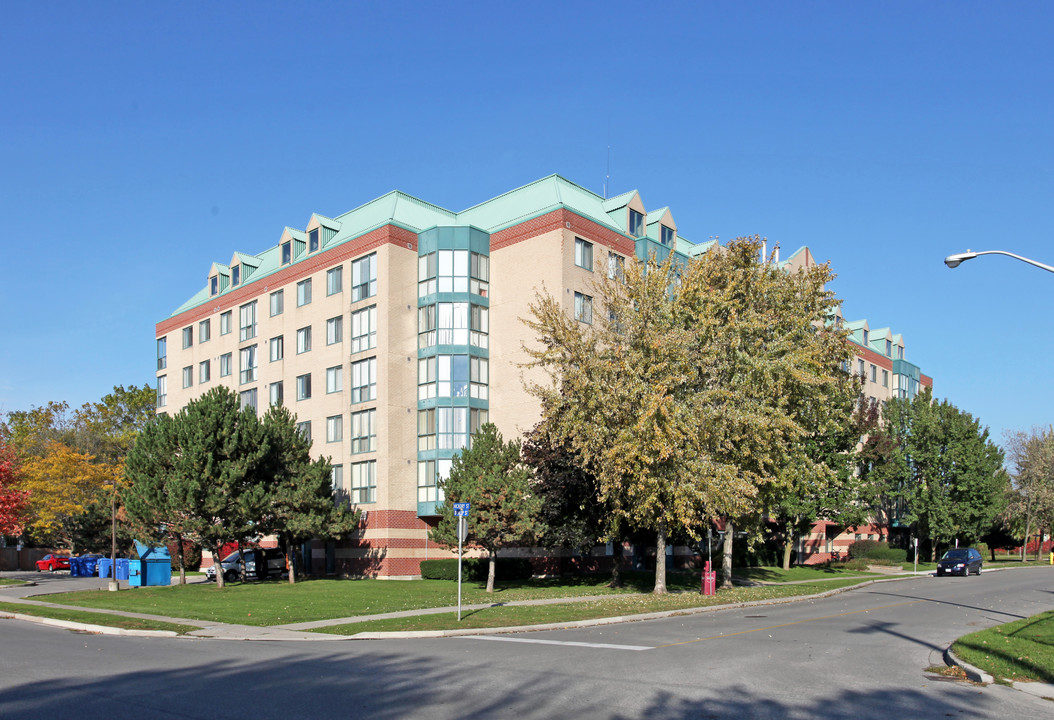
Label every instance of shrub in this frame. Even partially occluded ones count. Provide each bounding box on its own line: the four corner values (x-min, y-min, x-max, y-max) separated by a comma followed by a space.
848, 540, 906, 564
419, 558, 533, 582
168, 542, 202, 571
830, 558, 870, 572
973, 543, 989, 558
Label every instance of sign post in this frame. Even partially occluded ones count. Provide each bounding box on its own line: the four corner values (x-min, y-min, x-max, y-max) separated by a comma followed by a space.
913, 537, 918, 575
454, 503, 470, 621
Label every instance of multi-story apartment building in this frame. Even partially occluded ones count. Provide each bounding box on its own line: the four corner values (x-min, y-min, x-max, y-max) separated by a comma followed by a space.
156, 174, 713, 576
156, 175, 931, 576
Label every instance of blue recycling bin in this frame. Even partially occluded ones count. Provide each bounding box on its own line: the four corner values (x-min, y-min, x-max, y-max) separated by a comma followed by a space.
69, 557, 87, 577
98, 558, 130, 580
82, 556, 100, 576
97, 558, 111, 578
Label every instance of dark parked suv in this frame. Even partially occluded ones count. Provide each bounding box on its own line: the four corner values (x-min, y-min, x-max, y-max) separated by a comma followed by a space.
936, 548, 983, 577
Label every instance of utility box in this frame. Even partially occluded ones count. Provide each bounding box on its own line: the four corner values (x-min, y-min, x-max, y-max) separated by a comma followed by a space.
129, 540, 171, 587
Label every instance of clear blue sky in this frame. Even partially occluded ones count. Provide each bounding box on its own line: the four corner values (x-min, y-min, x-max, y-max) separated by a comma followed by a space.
2, 2, 1052, 448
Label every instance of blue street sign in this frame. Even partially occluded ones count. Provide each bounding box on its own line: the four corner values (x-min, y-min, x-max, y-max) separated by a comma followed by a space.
453, 502, 470, 517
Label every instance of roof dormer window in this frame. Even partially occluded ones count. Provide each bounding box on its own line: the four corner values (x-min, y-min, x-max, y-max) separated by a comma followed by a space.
210, 275, 219, 296
309, 228, 319, 253
629, 209, 644, 237
231, 265, 240, 287
886, 339, 892, 356
862, 329, 869, 345
282, 241, 291, 265
660, 225, 674, 246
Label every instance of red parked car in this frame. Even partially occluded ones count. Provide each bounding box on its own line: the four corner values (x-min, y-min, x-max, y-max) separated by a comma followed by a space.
35, 554, 71, 572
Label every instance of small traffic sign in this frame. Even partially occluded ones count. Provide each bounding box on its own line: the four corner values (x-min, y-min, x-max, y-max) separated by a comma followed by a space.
453, 502, 471, 517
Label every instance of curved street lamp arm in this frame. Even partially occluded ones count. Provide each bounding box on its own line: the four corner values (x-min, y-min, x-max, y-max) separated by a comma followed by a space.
944, 249, 1054, 274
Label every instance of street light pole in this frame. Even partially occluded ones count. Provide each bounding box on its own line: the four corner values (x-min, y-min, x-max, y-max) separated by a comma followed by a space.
944, 249, 1054, 274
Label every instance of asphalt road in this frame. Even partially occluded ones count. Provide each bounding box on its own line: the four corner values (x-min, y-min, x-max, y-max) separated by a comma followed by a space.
1, 568, 1052, 719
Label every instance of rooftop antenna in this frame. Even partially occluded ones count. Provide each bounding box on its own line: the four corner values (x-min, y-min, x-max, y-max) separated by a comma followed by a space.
603, 145, 611, 199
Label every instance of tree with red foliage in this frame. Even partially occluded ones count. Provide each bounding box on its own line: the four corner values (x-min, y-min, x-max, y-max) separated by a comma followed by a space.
0, 438, 30, 537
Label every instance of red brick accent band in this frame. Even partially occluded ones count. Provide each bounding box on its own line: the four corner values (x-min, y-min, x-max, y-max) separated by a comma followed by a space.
491, 209, 635, 256
157, 225, 419, 336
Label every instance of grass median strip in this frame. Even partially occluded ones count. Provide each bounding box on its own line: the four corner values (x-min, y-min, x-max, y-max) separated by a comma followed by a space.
952, 610, 1054, 685
0, 601, 200, 635
314, 579, 868, 635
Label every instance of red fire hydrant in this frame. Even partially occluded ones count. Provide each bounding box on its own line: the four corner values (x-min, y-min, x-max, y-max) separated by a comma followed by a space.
701, 560, 716, 596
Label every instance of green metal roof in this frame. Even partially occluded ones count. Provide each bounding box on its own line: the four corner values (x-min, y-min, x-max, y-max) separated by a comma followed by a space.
166, 174, 707, 319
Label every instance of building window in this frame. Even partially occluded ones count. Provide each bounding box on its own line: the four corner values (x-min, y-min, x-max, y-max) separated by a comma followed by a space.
297, 278, 312, 307
268, 336, 283, 362
326, 266, 342, 296
437, 302, 469, 345
326, 316, 343, 345
156, 376, 167, 408
182, 326, 193, 349
437, 407, 469, 450
296, 373, 312, 401
309, 228, 320, 253
897, 345, 904, 360
352, 253, 377, 302
199, 319, 211, 344
270, 290, 284, 317
231, 265, 240, 287
608, 253, 625, 281
182, 366, 193, 389
281, 241, 291, 265
418, 459, 450, 504
220, 353, 232, 377
882, 369, 889, 388
862, 329, 869, 345
157, 337, 167, 370
418, 357, 436, 400
240, 345, 258, 384
574, 292, 593, 324
856, 358, 865, 377
199, 360, 211, 384
351, 357, 377, 404
437, 355, 468, 398
269, 381, 283, 406
439, 249, 467, 293
470, 305, 488, 348
470, 407, 489, 438
418, 306, 436, 349
239, 388, 257, 412
326, 365, 343, 394
350, 460, 376, 504
332, 464, 344, 498
296, 420, 311, 441
470, 356, 488, 399
239, 301, 257, 342
660, 225, 674, 246
575, 238, 593, 271
869, 364, 877, 383
470, 252, 489, 297
885, 339, 892, 356
352, 305, 377, 353
419, 252, 437, 297
352, 409, 376, 454
210, 275, 219, 296
326, 415, 343, 443
629, 209, 644, 237
220, 311, 232, 336
417, 409, 436, 451
296, 326, 312, 354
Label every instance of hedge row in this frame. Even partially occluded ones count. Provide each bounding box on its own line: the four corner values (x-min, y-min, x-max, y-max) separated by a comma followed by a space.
848, 540, 906, 564
419, 558, 534, 581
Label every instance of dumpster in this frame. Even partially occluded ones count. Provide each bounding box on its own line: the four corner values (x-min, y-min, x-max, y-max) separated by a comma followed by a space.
130, 540, 171, 587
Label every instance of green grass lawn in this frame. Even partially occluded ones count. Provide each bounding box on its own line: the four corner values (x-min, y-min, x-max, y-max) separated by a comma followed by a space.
317, 578, 869, 634
953, 610, 1054, 684
0, 601, 200, 635
0, 578, 26, 587
45, 570, 874, 630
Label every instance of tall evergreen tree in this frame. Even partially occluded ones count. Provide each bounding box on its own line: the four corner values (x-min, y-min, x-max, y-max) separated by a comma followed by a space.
431, 423, 541, 592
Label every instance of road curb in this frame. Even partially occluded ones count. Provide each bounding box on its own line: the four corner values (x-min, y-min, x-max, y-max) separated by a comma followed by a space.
943, 645, 993, 684
0, 609, 179, 638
